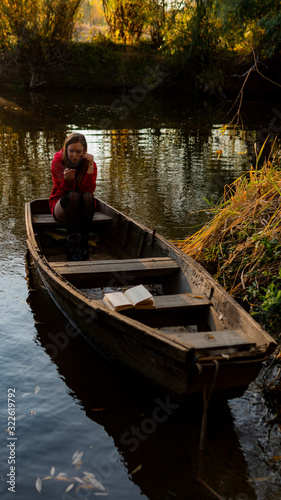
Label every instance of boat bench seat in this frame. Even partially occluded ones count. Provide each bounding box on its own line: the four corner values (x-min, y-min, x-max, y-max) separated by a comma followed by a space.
159, 328, 256, 351
153, 294, 210, 310
32, 212, 113, 226
50, 257, 180, 282
95, 293, 210, 311
121, 293, 211, 328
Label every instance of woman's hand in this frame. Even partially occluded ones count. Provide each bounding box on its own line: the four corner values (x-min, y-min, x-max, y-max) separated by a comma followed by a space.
63, 168, 76, 181
83, 152, 94, 174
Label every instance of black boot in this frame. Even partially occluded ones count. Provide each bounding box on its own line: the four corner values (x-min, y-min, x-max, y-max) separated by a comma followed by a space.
66, 234, 82, 261
80, 192, 95, 261
80, 234, 90, 261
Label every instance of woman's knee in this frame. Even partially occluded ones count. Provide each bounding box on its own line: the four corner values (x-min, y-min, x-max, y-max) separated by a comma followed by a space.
81, 192, 93, 202
81, 192, 94, 208
68, 191, 80, 204
60, 191, 80, 209
54, 200, 65, 222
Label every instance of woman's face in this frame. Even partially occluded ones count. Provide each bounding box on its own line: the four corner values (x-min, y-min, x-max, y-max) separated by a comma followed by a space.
67, 142, 85, 164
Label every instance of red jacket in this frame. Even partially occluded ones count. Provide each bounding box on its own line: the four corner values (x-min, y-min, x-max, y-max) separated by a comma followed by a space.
49, 149, 97, 215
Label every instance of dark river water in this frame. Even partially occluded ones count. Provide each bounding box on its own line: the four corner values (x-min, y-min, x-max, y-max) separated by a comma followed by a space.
0, 86, 281, 500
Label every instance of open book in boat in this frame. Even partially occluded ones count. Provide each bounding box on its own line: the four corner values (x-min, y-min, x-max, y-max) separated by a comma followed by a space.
25, 198, 277, 401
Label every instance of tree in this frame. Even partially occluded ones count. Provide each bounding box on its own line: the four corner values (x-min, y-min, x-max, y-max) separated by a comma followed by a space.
215, 0, 281, 58
163, 0, 221, 62
0, 0, 82, 48
102, 0, 150, 42
249, 0, 281, 58
0, 0, 83, 87
145, 0, 168, 47
81, 0, 106, 26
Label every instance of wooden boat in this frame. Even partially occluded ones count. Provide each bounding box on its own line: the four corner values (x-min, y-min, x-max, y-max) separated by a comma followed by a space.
25, 198, 277, 401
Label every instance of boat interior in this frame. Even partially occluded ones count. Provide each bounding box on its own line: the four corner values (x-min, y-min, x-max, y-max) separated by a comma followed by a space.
29, 198, 264, 357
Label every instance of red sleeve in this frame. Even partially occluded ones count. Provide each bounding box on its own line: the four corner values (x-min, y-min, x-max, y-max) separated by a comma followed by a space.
49, 155, 75, 214
51, 159, 75, 195
79, 161, 97, 194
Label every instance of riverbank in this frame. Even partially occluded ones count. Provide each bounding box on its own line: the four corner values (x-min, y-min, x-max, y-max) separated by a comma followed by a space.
0, 40, 281, 99
176, 161, 281, 340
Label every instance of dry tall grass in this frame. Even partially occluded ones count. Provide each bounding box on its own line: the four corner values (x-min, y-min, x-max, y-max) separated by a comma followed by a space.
177, 160, 281, 299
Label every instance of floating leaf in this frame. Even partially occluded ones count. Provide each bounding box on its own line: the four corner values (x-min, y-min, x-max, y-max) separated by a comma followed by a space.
83, 473, 106, 491
65, 484, 74, 493
22, 393, 31, 398
75, 460, 83, 471
73, 477, 85, 484
50, 466, 55, 477
35, 476, 42, 494
270, 455, 281, 462
75, 484, 95, 494
129, 464, 142, 476
30, 411, 36, 415
72, 451, 83, 465
42, 476, 53, 481
35, 385, 40, 394
92, 408, 106, 412
83, 471, 95, 477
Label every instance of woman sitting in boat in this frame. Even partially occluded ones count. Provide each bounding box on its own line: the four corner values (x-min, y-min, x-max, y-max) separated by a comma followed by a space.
49, 132, 97, 261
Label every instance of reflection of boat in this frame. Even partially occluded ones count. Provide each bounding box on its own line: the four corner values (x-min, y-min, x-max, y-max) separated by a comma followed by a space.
26, 284, 256, 500
25, 198, 276, 401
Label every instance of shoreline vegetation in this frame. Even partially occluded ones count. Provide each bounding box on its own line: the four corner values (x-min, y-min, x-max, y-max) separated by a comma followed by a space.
176, 155, 281, 340
0, 38, 280, 100
174, 153, 281, 418
0, 0, 281, 99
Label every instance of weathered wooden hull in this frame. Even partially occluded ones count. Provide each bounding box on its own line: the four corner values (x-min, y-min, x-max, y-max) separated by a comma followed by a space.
25, 198, 277, 401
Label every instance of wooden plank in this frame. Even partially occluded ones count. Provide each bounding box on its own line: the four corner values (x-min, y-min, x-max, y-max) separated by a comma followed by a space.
153, 294, 210, 310
94, 294, 210, 332
32, 212, 112, 226
96, 294, 209, 311
159, 329, 256, 350
50, 257, 179, 280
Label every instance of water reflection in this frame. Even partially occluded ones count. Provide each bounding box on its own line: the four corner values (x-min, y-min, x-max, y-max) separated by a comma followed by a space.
1, 87, 280, 499
0, 88, 259, 240
92, 125, 251, 237
26, 278, 256, 500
